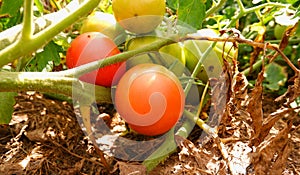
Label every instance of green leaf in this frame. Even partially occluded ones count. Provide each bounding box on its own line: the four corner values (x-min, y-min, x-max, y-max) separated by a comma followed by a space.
34, 0, 44, 13
28, 41, 63, 71
0, 0, 24, 16
166, 0, 179, 10
0, 92, 17, 124
264, 62, 288, 91
178, 0, 205, 30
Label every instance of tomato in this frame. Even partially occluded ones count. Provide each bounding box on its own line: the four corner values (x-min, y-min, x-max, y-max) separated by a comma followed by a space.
114, 63, 185, 136
274, 24, 287, 40
80, 12, 126, 43
112, 0, 165, 34
184, 29, 237, 82
66, 32, 124, 87
125, 36, 186, 76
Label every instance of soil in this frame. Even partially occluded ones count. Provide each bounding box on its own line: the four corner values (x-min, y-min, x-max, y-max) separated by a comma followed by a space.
0, 91, 299, 175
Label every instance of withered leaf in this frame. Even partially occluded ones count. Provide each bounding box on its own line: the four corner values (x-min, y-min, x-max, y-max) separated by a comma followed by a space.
275, 71, 300, 105
251, 120, 293, 175
247, 70, 264, 146
117, 161, 147, 175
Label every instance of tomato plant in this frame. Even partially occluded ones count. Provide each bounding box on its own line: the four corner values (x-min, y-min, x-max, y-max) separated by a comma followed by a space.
66, 32, 124, 87
0, 0, 300, 173
112, 0, 165, 34
114, 63, 185, 136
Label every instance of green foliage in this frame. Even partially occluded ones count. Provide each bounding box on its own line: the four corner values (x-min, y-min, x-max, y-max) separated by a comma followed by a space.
264, 62, 288, 92
0, 0, 23, 31
167, 0, 206, 30
27, 41, 64, 72
34, 0, 44, 14
0, 92, 17, 124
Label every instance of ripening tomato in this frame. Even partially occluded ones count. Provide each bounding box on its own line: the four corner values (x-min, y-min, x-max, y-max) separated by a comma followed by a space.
80, 11, 126, 43
112, 0, 165, 34
114, 63, 185, 136
66, 32, 124, 87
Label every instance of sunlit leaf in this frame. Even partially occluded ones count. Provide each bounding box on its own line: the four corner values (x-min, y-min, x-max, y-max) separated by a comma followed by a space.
178, 0, 205, 30
0, 0, 23, 16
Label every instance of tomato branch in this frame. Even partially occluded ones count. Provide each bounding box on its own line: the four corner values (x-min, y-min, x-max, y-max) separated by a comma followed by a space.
227, 1, 288, 28
0, 38, 175, 103
205, 0, 227, 18
61, 38, 175, 78
0, 72, 112, 103
0, 0, 101, 68
181, 35, 299, 73
21, 0, 34, 41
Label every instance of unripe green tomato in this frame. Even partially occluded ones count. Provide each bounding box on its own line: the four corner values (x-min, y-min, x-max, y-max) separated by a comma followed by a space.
274, 24, 287, 40
125, 36, 186, 77
80, 12, 126, 43
184, 29, 237, 82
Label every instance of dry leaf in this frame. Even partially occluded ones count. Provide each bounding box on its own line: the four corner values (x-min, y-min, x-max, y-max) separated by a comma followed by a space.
117, 161, 147, 175
275, 72, 300, 106
251, 120, 293, 174
249, 26, 266, 72
247, 71, 264, 146
252, 107, 294, 145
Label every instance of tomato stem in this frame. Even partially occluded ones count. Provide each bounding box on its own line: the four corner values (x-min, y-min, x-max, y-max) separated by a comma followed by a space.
62, 38, 175, 78
0, 0, 101, 68
21, 0, 34, 41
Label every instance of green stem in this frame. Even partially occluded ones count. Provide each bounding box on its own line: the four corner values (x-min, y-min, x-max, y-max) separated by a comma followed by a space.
0, 0, 100, 68
0, 38, 174, 103
0, 72, 112, 103
236, 0, 246, 13
21, 0, 34, 40
183, 42, 217, 96
242, 59, 263, 76
226, 2, 287, 28
62, 38, 175, 78
205, 0, 227, 18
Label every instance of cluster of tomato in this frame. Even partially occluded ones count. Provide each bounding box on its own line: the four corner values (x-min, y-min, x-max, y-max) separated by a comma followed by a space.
66, 0, 236, 136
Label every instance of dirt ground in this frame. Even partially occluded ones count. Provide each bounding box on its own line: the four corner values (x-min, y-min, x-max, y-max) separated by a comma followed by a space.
0, 89, 299, 175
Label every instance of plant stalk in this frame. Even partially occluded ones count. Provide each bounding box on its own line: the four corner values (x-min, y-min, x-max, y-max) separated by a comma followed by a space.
0, 0, 101, 68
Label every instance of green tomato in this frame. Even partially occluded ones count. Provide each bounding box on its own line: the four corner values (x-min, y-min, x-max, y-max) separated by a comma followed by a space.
125, 36, 186, 77
274, 24, 287, 40
80, 12, 126, 44
184, 29, 237, 82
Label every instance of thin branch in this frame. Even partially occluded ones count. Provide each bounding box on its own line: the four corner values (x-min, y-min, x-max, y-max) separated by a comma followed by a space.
181, 35, 299, 72
0, 0, 101, 68
205, 0, 227, 18
61, 38, 175, 78
21, 0, 34, 40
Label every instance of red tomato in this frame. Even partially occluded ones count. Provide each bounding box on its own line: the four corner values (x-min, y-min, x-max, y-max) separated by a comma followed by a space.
66, 32, 124, 87
114, 63, 185, 136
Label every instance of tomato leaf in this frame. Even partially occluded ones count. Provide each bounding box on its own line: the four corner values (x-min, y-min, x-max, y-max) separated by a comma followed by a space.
177, 0, 205, 30
0, 0, 23, 16
28, 41, 63, 71
0, 92, 17, 124
264, 62, 288, 91
166, 0, 179, 10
